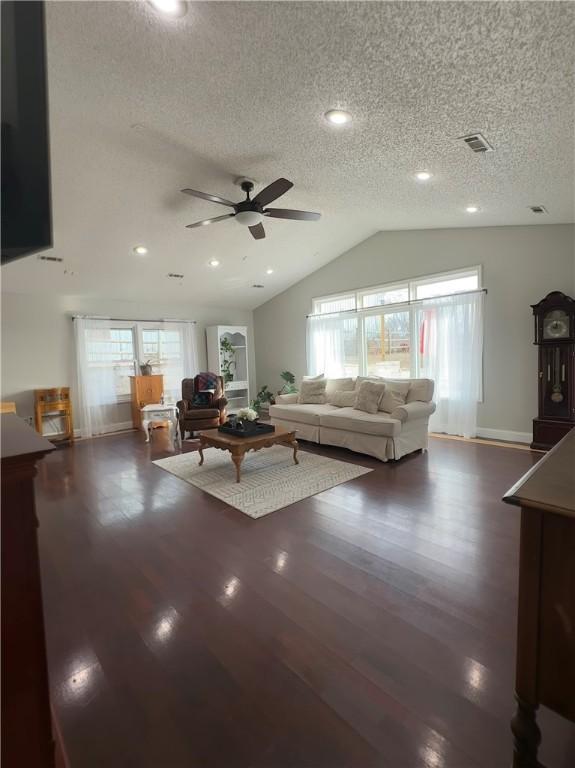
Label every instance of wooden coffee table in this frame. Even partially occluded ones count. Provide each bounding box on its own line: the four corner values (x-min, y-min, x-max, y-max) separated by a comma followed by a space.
197, 427, 299, 483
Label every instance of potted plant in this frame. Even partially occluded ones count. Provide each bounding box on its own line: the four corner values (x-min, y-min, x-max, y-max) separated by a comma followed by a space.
279, 370, 298, 394
219, 338, 236, 384
140, 359, 156, 376
251, 385, 275, 414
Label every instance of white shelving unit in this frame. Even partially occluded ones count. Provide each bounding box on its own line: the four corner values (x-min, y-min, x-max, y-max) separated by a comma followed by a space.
206, 325, 250, 412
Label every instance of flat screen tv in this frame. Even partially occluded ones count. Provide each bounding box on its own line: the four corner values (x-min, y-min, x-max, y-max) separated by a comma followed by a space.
1, 0, 52, 265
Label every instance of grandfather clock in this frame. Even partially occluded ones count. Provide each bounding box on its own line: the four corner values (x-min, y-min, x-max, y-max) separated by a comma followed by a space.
531, 291, 575, 450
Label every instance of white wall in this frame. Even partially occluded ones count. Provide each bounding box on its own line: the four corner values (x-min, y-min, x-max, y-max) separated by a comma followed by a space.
254, 224, 575, 439
1, 292, 255, 426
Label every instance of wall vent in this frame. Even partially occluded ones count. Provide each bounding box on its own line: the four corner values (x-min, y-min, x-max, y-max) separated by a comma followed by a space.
167, 272, 184, 279
459, 133, 494, 153
529, 205, 548, 214
37, 255, 63, 262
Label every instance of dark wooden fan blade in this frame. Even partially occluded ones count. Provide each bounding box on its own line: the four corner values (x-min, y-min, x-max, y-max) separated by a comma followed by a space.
253, 178, 293, 206
249, 222, 266, 240
181, 188, 236, 208
186, 214, 235, 229
264, 208, 321, 221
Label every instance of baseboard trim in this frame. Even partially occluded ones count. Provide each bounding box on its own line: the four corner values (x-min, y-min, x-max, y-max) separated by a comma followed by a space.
475, 427, 532, 444
73, 421, 135, 439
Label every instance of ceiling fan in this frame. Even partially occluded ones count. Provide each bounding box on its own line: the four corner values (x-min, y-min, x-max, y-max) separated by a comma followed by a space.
181, 178, 321, 240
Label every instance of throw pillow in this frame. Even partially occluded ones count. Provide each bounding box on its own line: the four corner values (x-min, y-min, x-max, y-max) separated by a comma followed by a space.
192, 390, 214, 406
329, 390, 356, 407
298, 378, 327, 404
302, 373, 325, 380
325, 377, 355, 398
355, 375, 385, 390
354, 381, 386, 414
379, 381, 410, 413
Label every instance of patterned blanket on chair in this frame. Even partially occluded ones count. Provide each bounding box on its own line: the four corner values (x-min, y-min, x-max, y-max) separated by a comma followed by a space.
196, 372, 219, 393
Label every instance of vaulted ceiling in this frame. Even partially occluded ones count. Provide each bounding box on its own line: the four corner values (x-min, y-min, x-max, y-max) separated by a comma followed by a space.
3, 0, 574, 309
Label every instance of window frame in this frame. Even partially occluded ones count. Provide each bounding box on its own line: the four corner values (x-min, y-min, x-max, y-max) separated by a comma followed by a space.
310, 265, 482, 380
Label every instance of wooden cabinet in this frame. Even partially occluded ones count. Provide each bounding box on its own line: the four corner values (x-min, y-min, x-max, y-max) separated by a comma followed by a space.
503, 429, 575, 767
1, 414, 56, 767
129, 375, 164, 429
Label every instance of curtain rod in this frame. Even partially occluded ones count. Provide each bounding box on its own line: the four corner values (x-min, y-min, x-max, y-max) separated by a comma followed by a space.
72, 315, 196, 324
306, 288, 488, 318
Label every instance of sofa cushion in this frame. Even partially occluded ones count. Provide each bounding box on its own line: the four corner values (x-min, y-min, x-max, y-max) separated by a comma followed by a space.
320, 407, 402, 437
298, 378, 327, 404
269, 403, 339, 426
330, 390, 356, 407
184, 408, 220, 420
383, 377, 434, 403
379, 380, 410, 413
354, 380, 386, 414
355, 375, 384, 389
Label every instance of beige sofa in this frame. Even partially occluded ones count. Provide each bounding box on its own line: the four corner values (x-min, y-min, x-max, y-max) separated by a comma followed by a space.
269, 377, 435, 462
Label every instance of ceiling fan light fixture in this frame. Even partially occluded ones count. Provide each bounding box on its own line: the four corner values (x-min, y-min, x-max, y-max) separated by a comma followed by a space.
148, 0, 188, 18
235, 210, 264, 227
324, 109, 352, 126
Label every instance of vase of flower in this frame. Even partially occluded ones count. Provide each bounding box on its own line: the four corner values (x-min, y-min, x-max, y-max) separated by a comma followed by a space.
235, 406, 259, 433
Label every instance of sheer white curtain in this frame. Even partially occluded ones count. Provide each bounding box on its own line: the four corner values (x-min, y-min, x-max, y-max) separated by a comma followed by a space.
149, 322, 198, 403
306, 313, 350, 377
74, 318, 125, 438
416, 292, 484, 438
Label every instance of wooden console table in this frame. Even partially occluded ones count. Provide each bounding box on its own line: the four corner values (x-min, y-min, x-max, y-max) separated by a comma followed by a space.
503, 428, 575, 767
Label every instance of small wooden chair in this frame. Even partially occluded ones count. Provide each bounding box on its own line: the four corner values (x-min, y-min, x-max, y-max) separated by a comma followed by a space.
34, 388, 74, 442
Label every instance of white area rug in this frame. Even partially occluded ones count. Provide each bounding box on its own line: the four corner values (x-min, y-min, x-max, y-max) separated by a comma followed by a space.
153, 445, 372, 518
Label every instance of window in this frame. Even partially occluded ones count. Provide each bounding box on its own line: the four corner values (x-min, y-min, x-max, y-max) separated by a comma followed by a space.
308, 267, 484, 436
84, 326, 136, 398
141, 327, 184, 402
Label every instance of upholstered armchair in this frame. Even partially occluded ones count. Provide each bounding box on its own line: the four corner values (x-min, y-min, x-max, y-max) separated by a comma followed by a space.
177, 373, 227, 437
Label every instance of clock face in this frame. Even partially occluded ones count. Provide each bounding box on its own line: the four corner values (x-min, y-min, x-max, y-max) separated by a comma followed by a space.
543, 309, 569, 339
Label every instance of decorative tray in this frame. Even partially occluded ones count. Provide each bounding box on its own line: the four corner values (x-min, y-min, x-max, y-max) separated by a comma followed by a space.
218, 422, 275, 438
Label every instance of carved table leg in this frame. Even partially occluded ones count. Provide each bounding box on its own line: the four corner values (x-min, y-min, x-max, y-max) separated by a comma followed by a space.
511, 694, 541, 768
142, 419, 150, 443
198, 440, 205, 466
290, 439, 299, 465
231, 451, 244, 483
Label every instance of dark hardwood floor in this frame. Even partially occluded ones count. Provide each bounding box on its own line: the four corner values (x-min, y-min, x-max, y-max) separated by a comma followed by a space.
36, 431, 575, 767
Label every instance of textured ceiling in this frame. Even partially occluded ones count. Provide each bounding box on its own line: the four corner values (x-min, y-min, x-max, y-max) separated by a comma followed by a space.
3, 0, 574, 309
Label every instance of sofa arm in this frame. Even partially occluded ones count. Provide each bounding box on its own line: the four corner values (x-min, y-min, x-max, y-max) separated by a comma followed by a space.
275, 393, 299, 404
391, 401, 436, 423
213, 396, 228, 412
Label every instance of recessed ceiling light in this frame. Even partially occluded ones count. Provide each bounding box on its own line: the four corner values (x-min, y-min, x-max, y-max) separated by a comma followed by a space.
324, 109, 352, 126
466, 206, 479, 213
415, 171, 432, 181
266, 268, 274, 275
133, 245, 148, 255
148, 0, 187, 17
208, 259, 220, 267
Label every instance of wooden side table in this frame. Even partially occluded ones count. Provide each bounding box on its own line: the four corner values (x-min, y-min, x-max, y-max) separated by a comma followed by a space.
34, 388, 74, 443
140, 404, 179, 444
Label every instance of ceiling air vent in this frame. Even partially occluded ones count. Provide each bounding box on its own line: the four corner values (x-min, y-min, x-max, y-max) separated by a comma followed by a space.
167, 272, 184, 279
37, 255, 63, 262
529, 205, 548, 214
459, 133, 494, 153
252, 284, 264, 289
